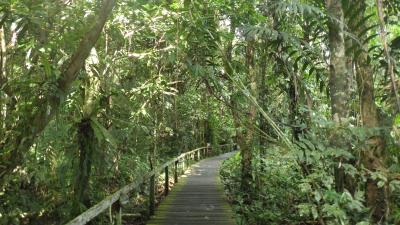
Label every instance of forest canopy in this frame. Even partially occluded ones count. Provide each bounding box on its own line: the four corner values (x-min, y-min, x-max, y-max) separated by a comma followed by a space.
0, 0, 400, 224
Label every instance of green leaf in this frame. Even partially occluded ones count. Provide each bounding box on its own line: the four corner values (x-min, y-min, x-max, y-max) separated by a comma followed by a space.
356, 222, 370, 225
395, 113, 400, 126
90, 118, 117, 148
314, 191, 322, 202
311, 206, 318, 219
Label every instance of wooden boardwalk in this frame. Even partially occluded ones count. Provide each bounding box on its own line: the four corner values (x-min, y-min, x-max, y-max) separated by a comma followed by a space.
146, 152, 237, 225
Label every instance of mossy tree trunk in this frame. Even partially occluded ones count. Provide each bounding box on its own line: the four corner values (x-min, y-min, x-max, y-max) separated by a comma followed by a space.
325, 0, 351, 193
73, 118, 96, 215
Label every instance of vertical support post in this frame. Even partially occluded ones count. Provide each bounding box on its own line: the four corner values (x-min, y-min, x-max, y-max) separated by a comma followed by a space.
174, 160, 178, 183
149, 174, 155, 216
165, 166, 169, 196
197, 150, 200, 161
117, 206, 122, 225
109, 205, 113, 224
182, 158, 185, 173
110, 200, 122, 225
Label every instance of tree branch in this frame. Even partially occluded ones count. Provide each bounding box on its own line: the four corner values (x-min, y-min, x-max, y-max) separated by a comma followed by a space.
0, 0, 116, 182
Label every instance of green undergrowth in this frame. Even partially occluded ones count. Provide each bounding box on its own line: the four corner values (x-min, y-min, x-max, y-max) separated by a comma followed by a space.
220, 148, 305, 225
220, 144, 400, 225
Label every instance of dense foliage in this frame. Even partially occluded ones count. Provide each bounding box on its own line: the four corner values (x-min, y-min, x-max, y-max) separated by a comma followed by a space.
0, 0, 399, 224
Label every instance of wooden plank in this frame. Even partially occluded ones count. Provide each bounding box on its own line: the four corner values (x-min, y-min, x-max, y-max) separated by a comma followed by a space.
146, 152, 236, 225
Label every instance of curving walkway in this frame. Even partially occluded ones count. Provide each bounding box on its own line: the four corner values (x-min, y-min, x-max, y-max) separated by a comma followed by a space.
146, 152, 237, 225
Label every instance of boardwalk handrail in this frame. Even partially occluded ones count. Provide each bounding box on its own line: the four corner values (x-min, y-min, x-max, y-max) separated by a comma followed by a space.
65, 143, 234, 225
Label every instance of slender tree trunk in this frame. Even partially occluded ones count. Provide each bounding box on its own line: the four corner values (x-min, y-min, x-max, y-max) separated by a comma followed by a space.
351, 0, 388, 221
258, 42, 269, 148
325, 0, 351, 193
342, 10, 358, 196
326, 0, 350, 123
288, 73, 301, 141
240, 40, 257, 201
204, 118, 213, 145
356, 45, 388, 222
0, 26, 6, 132
375, 0, 400, 112
203, 93, 214, 147
222, 8, 253, 203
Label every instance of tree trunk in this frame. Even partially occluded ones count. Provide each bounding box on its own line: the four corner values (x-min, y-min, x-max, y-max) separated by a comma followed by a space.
222, 4, 257, 206
72, 118, 96, 215
288, 73, 301, 141
0, 26, 6, 132
240, 40, 257, 201
325, 0, 350, 193
351, 0, 388, 221
343, 9, 358, 196
258, 41, 269, 148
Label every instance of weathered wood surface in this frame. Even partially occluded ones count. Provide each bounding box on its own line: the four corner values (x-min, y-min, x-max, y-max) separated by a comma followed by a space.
146, 152, 237, 225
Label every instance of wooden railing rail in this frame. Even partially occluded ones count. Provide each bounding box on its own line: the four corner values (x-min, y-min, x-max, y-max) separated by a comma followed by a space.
65, 143, 235, 225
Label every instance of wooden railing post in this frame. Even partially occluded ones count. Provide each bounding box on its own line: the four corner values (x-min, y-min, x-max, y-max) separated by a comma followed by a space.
109, 205, 113, 224
174, 160, 178, 183
109, 199, 123, 225
116, 205, 122, 225
197, 150, 200, 161
149, 174, 155, 216
164, 166, 169, 196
